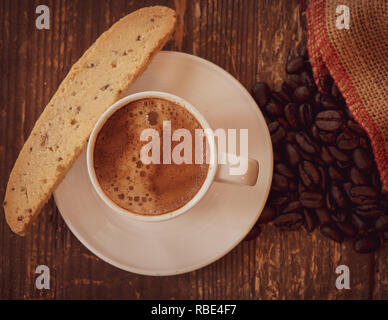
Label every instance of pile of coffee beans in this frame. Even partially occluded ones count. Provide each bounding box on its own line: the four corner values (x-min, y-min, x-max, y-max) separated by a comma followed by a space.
246, 43, 388, 253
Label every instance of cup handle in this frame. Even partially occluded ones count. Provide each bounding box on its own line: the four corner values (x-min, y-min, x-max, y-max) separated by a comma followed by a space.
214, 153, 259, 186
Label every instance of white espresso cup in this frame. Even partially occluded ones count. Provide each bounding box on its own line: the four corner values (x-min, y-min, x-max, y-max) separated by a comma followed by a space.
87, 91, 259, 222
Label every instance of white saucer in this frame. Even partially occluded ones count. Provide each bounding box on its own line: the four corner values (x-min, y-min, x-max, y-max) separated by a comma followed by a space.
54, 51, 273, 276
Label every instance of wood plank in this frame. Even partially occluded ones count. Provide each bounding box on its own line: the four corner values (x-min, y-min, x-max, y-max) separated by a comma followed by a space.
0, 0, 384, 300
373, 232, 388, 298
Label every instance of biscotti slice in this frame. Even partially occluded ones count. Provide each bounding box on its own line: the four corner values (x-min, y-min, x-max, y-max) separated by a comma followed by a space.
4, 6, 177, 236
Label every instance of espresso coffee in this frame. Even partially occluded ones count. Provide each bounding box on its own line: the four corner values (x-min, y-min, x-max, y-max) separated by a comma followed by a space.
93, 98, 209, 216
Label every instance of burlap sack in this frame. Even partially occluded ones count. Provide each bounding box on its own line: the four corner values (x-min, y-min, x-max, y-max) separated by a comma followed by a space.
306, 0, 388, 191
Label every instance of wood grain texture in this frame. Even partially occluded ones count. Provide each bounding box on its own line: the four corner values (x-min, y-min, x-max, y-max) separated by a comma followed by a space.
0, 0, 386, 300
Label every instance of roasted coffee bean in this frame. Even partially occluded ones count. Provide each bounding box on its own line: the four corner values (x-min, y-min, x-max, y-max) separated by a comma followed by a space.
350, 186, 378, 205
342, 182, 355, 202
328, 146, 349, 162
300, 191, 323, 208
275, 163, 295, 179
288, 71, 303, 82
319, 74, 333, 93
299, 160, 320, 188
301, 209, 314, 232
336, 160, 351, 169
320, 146, 335, 164
274, 212, 303, 230
296, 132, 318, 154
296, 145, 314, 161
313, 92, 322, 108
375, 215, 388, 231
351, 213, 369, 231
269, 121, 286, 144
315, 110, 342, 131
252, 82, 271, 109
284, 75, 301, 89
320, 224, 344, 243
266, 100, 283, 116
268, 121, 280, 132
326, 192, 336, 211
354, 233, 380, 253
336, 222, 357, 238
270, 131, 285, 145
276, 117, 291, 130
297, 43, 308, 59
272, 90, 290, 105
284, 103, 298, 128
331, 184, 347, 208
272, 174, 289, 192
384, 232, 388, 241
289, 181, 297, 192
285, 131, 297, 143
328, 166, 345, 181
289, 192, 300, 202
331, 83, 341, 100
356, 205, 383, 219
381, 191, 388, 207
286, 56, 305, 74
300, 70, 315, 90
310, 124, 320, 140
331, 209, 348, 223
315, 208, 332, 225
244, 224, 262, 241
353, 148, 372, 170
282, 80, 295, 95
282, 201, 302, 214
345, 108, 354, 119
321, 96, 338, 109
298, 104, 313, 127
337, 132, 359, 150
318, 166, 327, 190
349, 167, 368, 185
298, 181, 307, 194
359, 137, 370, 150
347, 120, 366, 136
314, 157, 326, 167
270, 196, 289, 206
286, 48, 297, 62
273, 151, 282, 163
318, 130, 337, 143
258, 205, 276, 224
292, 86, 311, 102
286, 143, 301, 167
371, 169, 382, 189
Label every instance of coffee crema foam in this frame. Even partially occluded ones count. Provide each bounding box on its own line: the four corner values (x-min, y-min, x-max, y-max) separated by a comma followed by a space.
94, 98, 209, 216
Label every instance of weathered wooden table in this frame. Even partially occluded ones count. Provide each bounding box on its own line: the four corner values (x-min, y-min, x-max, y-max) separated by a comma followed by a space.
0, 0, 386, 299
